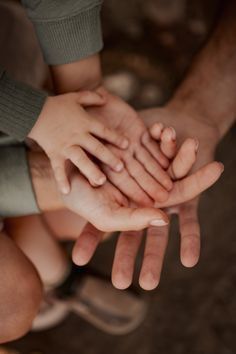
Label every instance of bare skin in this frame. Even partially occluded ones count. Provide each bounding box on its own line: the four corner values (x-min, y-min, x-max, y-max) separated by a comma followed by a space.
67, 0, 236, 290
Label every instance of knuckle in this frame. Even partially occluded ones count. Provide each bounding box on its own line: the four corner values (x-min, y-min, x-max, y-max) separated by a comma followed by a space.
94, 143, 106, 156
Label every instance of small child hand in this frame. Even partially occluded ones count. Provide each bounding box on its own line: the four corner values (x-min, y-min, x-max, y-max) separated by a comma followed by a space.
28, 91, 129, 194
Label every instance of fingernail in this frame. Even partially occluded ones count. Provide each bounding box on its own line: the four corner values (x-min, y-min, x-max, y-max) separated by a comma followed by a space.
62, 186, 70, 194
115, 161, 124, 172
194, 139, 199, 152
121, 139, 129, 149
170, 127, 176, 140
150, 219, 168, 226
97, 176, 106, 185
218, 162, 224, 173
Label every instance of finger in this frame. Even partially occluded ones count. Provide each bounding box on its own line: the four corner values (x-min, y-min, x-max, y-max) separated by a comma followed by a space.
72, 223, 104, 266
139, 225, 169, 290
179, 199, 200, 268
160, 127, 177, 159
51, 157, 70, 194
141, 131, 169, 168
169, 138, 198, 179
112, 231, 143, 289
149, 122, 165, 139
156, 161, 224, 208
135, 146, 173, 191
90, 119, 129, 149
101, 206, 169, 232
76, 90, 106, 107
66, 145, 107, 186
125, 157, 169, 202
81, 135, 124, 172
102, 164, 154, 207
105, 181, 129, 207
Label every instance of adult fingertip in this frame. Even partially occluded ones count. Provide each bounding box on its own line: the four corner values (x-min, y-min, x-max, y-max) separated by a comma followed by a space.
217, 162, 224, 173
139, 272, 160, 291
181, 255, 199, 268
112, 274, 131, 290
72, 248, 89, 266
181, 247, 200, 268
149, 218, 168, 227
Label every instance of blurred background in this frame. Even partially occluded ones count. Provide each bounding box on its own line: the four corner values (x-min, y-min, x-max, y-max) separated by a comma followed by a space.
1, 0, 236, 353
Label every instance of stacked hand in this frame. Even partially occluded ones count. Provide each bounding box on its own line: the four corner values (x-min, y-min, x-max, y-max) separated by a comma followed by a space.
28, 90, 129, 194
69, 93, 223, 290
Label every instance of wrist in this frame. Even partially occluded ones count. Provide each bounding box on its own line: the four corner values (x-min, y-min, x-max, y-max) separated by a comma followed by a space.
50, 54, 103, 94
168, 87, 230, 141
28, 151, 64, 212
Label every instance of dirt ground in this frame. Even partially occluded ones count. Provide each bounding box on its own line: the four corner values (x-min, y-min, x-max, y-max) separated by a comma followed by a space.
2, 0, 236, 353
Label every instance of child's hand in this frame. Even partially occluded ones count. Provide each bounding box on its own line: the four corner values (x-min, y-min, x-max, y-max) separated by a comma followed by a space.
87, 87, 174, 204
28, 91, 129, 194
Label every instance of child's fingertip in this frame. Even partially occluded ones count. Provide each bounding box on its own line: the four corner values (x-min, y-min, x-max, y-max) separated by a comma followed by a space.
120, 138, 129, 149
194, 138, 199, 152
97, 175, 107, 185
61, 186, 70, 194
170, 127, 176, 140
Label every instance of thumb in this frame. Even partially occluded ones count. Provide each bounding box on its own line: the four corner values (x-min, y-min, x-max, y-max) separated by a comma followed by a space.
100, 207, 169, 232
76, 90, 106, 107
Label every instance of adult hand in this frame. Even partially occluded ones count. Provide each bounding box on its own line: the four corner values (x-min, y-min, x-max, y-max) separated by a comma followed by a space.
112, 105, 221, 290
62, 171, 169, 233
72, 106, 223, 289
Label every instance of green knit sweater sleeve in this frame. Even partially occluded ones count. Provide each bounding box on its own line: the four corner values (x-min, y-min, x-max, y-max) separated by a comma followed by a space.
0, 144, 39, 217
0, 69, 48, 141
21, 0, 104, 65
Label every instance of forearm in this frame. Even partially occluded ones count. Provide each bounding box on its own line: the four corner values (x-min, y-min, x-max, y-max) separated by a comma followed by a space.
51, 54, 103, 94
169, 0, 236, 139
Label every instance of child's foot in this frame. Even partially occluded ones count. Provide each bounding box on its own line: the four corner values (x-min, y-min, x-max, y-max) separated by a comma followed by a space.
32, 265, 147, 335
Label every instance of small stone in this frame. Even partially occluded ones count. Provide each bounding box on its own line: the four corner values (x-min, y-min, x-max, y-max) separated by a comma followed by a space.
139, 83, 163, 106
158, 31, 176, 47
144, 0, 187, 25
103, 72, 138, 101
188, 19, 207, 36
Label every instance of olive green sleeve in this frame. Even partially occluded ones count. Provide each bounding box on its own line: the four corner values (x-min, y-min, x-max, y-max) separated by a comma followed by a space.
0, 69, 48, 141
0, 145, 39, 217
21, 0, 104, 65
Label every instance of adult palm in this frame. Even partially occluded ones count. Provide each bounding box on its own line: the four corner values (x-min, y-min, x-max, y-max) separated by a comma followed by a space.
72, 105, 222, 290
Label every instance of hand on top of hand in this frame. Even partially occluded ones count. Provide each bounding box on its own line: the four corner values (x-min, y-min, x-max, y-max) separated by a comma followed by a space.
87, 87, 174, 205
71, 104, 223, 291
28, 90, 129, 195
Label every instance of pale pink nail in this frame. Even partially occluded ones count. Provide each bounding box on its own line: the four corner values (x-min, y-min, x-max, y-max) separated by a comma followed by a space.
97, 176, 106, 185
115, 162, 124, 172
218, 162, 224, 173
121, 139, 129, 149
150, 219, 168, 226
170, 127, 176, 140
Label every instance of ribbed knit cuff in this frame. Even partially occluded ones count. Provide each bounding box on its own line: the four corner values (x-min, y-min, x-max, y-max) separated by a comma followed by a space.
0, 146, 39, 217
0, 71, 48, 141
31, 4, 103, 65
